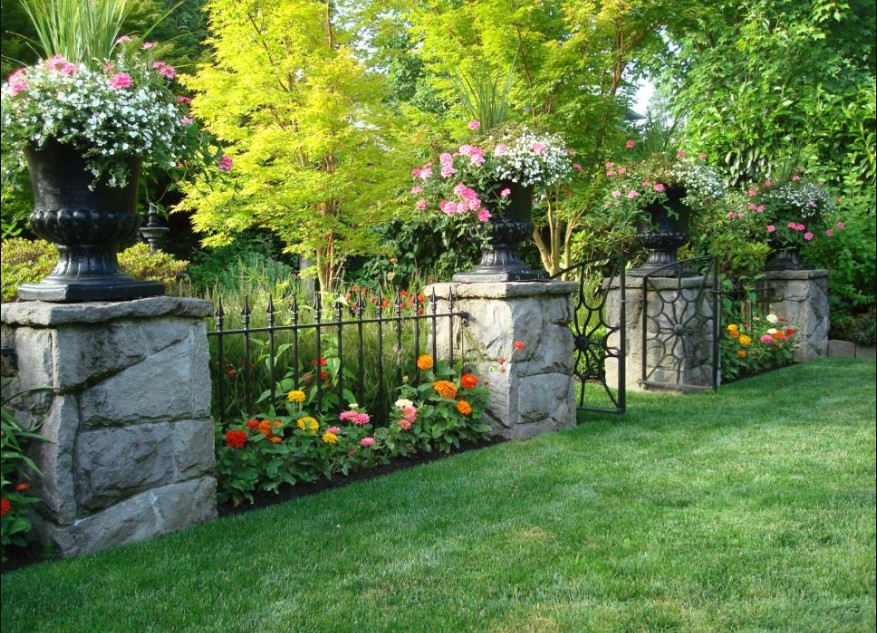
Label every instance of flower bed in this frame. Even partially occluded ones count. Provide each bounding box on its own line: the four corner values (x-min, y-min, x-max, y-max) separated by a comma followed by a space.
214, 355, 492, 507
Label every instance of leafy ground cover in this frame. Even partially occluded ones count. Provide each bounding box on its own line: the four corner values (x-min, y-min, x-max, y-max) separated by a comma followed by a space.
1, 358, 874, 633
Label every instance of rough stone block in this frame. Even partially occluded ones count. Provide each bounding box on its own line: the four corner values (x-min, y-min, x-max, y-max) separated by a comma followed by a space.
173, 419, 216, 479
75, 424, 176, 511
32, 477, 217, 558
79, 332, 208, 426
828, 339, 856, 358
54, 322, 147, 391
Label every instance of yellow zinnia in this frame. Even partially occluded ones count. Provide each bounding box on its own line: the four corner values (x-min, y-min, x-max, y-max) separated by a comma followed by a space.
322, 432, 338, 444
287, 390, 306, 403
739, 334, 752, 346
297, 416, 319, 434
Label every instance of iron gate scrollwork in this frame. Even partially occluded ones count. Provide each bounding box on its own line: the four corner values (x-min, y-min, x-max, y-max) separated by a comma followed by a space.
552, 254, 626, 416
640, 256, 719, 392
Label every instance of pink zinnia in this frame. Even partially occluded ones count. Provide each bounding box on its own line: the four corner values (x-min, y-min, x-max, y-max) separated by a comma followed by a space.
217, 154, 233, 172
494, 144, 508, 156
627, 190, 639, 199
761, 334, 774, 344
411, 167, 422, 178
469, 150, 485, 166
415, 198, 428, 211
439, 152, 454, 165
402, 406, 418, 423
458, 144, 473, 156
109, 72, 133, 90
747, 189, 757, 197
410, 185, 423, 194
804, 232, 813, 241
756, 205, 764, 213
477, 209, 492, 222
419, 166, 432, 179
606, 170, 616, 177
531, 142, 547, 154
398, 419, 412, 431
653, 183, 665, 192
836, 221, 845, 229
625, 140, 635, 149
747, 203, 757, 211
618, 167, 627, 174
826, 229, 834, 237
440, 164, 456, 178
727, 212, 737, 220
787, 222, 798, 229
572, 163, 582, 170
360, 437, 375, 447
327, 426, 341, 434
500, 188, 511, 198
467, 120, 480, 130
767, 225, 776, 233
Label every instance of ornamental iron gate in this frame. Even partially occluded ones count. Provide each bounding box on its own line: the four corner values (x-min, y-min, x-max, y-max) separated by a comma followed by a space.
639, 256, 720, 392
552, 254, 626, 416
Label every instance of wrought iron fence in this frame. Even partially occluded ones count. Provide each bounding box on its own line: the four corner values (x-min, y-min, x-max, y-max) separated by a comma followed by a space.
207, 288, 468, 425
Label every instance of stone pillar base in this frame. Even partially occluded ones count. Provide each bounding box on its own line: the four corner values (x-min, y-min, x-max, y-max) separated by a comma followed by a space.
761, 269, 829, 361
426, 281, 577, 440
1, 297, 217, 558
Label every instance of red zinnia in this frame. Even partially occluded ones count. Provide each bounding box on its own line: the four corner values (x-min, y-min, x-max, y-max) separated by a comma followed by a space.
0, 498, 11, 516
245, 418, 260, 430
461, 373, 478, 389
224, 430, 248, 448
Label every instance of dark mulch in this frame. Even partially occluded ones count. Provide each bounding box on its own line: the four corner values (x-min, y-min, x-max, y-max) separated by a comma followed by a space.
1, 437, 503, 574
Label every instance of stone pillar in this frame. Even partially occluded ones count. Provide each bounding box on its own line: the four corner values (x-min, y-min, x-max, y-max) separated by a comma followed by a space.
761, 270, 829, 362
605, 274, 717, 392
426, 281, 577, 440
0, 297, 216, 558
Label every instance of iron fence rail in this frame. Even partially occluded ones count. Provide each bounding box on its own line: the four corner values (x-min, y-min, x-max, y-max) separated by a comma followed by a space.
208, 288, 467, 425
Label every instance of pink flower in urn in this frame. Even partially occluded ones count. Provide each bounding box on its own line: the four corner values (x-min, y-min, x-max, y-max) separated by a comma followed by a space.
411, 167, 422, 178
611, 190, 622, 198
836, 221, 845, 230
531, 142, 547, 154
767, 225, 776, 233
477, 209, 492, 222
8, 68, 28, 94
627, 190, 639, 199
115, 35, 132, 44
440, 164, 456, 178
791, 174, 801, 182
763, 179, 773, 187
625, 140, 635, 149
439, 152, 454, 165
494, 144, 508, 156
500, 188, 511, 198
419, 165, 432, 180
142, 41, 156, 49
467, 120, 480, 130
410, 185, 423, 195
653, 183, 665, 192
826, 229, 834, 237
803, 232, 814, 241
748, 189, 757, 197
572, 163, 582, 170
415, 198, 428, 211
698, 153, 707, 160
109, 72, 133, 90
676, 150, 686, 158
177, 95, 192, 105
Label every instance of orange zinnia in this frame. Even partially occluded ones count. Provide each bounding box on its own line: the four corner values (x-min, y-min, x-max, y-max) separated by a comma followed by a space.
416, 354, 434, 370
736, 350, 747, 358
433, 380, 458, 399
729, 330, 740, 339
257, 419, 273, 435
456, 399, 473, 415
460, 373, 478, 389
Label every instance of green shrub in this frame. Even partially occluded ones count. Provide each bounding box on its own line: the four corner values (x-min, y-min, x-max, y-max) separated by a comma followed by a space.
1, 238, 190, 301
1, 387, 47, 559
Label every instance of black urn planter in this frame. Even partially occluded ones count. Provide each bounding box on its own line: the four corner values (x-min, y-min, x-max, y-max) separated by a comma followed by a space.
632, 185, 693, 277
17, 140, 164, 302
452, 181, 546, 282
765, 245, 805, 272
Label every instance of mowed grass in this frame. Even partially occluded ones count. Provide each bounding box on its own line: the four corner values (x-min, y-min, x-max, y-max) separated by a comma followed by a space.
2, 358, 874, 633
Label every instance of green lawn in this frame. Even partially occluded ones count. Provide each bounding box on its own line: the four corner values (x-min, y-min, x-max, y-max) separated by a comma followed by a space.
2, 358, 874, 633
